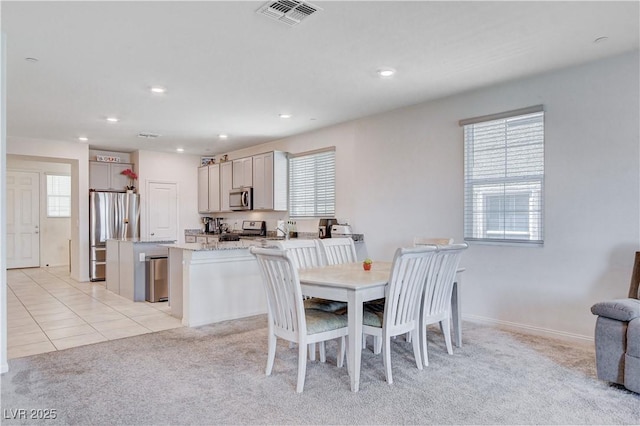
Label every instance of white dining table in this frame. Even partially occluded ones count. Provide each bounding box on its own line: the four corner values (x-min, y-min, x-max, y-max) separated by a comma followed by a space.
298, 261, 465, 392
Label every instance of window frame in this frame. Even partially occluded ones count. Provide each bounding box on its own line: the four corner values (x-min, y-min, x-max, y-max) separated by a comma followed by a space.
288, 147, 336, 218
46, 173, 72, 218
460, 106, 545, 246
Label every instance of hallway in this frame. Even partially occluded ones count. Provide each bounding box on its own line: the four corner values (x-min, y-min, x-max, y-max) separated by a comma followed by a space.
7, 266, 182, 359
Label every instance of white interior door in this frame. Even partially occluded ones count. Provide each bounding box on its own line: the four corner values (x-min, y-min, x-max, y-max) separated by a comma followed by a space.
148, 181, 178, 241
7, 171, 40, 268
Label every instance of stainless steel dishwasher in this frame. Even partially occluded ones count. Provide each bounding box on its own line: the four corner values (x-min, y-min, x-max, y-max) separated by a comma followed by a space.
145, 255, 168, 302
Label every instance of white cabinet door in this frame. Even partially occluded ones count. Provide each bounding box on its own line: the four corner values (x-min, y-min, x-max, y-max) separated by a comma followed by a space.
208, 164, 221, 212
252, 152, 274, 210
110, 163, 133, 190
197, 166, 209, 213
243, 157, 253, 187
232, 157, 253, 188
89, 162, 110, 190
220, 161, 233, 211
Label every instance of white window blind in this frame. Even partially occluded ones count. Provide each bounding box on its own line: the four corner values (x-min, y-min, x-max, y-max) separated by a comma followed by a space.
47, 174, 71, 217
461, 107, 544, 244
289, 148, 335, 218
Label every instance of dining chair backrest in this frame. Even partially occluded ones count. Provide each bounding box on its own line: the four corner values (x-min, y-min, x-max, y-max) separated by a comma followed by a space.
384, 246, 438, 333
414, 237, 454, 246
274, 239, 325, 269
250, 247, 305, 342
422, 243, 468, 318
318, 238, 357, 265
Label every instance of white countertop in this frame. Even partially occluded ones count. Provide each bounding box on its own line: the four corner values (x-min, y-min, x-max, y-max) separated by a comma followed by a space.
162, 241, 264, 251
108, 238, 176, 244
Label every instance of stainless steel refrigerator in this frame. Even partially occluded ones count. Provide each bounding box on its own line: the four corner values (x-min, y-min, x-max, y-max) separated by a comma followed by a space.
90, 191, 140, 281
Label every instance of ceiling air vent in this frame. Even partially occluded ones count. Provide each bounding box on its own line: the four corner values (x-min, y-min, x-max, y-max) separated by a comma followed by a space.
257, 0, 321, 27
137, 132, 160, 139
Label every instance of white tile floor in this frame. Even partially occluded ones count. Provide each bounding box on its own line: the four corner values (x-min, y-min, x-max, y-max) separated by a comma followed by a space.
7, 266, 183, 359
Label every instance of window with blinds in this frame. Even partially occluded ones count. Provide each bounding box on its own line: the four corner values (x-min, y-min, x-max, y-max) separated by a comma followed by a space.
461, 106, 544, 244
288, 148, 335, 218
47, 174, 71, 218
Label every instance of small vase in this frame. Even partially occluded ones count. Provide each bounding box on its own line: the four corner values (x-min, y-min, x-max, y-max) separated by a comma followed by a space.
363, 263, 372, 271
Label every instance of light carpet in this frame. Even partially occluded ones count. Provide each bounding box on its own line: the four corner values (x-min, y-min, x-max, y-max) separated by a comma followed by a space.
1, 315, 639, 425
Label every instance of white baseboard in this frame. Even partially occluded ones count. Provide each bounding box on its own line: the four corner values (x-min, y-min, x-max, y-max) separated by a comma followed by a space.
1, 362, 8, 374
464, 314, 594, 347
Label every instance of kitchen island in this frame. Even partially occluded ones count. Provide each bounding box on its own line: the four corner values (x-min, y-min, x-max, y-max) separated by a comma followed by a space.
106, 238, 175, 302
163, 241, 267, 327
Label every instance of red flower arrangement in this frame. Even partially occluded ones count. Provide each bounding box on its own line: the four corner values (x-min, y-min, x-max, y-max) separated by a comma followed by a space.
121, 168, 138, 190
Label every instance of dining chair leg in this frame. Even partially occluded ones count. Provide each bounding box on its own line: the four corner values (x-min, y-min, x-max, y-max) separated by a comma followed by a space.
344, 337, 350, 372
337, 336, 346, 368
266, 333, 277, 375
412, 326, 423, 370
362, 334, 366, 349
309, 342, 317, 361
296, 341, 308, 393
319, 341, 326, 363
422, 320, 430, 367
374, 336, 382, 354
442, 318, 453, 355
383, 335, 393, 384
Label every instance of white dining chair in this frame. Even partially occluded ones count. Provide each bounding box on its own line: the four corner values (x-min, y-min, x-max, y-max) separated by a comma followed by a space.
318, 238, 357, 265
419, 243, 468, 366
362, 245, 437, 384
274, 239, 324, 270
250, 246, 348, 393
274, 239, 346, 362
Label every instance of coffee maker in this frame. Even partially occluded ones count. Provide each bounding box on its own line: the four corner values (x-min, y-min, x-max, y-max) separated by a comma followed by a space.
205, 217, 223, 234
318, 218, 336, 239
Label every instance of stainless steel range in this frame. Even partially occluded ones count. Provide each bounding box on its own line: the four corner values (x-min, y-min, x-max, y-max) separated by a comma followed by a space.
219, 220, 266, 242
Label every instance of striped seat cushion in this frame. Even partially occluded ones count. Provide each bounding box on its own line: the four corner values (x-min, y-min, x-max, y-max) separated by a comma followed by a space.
305, 309, 348, 334
304, 298, 348, 313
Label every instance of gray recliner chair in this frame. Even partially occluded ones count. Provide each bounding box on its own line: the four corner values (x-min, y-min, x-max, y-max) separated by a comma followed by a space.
591, 252, 640, 393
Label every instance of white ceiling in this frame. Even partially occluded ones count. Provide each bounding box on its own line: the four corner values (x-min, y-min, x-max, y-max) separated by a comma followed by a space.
2, 1, 638, 156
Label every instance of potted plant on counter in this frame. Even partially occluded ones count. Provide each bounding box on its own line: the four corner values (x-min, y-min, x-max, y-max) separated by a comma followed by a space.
363, 258, 373, 271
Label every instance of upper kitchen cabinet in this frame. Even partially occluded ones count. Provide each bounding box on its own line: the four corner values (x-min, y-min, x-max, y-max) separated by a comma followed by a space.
198, 164, 221, 213
232, 157, 253, 189
253, 151, 288, 211
90, 161, 133, 191
220, 161, 233, 212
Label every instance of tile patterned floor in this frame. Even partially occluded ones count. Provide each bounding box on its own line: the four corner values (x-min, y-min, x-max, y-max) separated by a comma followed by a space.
7, 266, 182, 359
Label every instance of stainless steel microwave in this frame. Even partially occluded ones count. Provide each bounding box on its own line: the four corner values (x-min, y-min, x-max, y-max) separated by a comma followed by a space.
229, 187, 252, 211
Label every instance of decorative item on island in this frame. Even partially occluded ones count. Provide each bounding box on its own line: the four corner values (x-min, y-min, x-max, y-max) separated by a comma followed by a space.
363, 258, 373, 271
120, 168, 137, 191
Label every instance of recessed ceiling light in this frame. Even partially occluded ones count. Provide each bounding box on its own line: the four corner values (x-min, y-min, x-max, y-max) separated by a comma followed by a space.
25, 57, 39, 63
176, 148, 185, 153
377, 68, 396, 78
106, 117, 119, 123
150, 86, 166, 94
279, 114, 292, 119
594, 36, 609, 44
78, 136, 88, 142
219, 134, 228, 139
